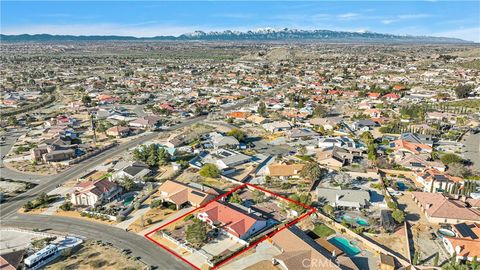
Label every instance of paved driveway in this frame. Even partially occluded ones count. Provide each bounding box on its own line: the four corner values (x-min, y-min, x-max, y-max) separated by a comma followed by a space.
202, 234, 243, 257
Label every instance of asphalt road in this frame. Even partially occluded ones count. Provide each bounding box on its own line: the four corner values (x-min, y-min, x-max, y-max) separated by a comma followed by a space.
1, 215, 189, 269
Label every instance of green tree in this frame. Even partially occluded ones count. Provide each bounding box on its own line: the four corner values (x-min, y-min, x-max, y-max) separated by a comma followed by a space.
82, 95, 92, 106
227, 128, 246, 142
323, 204, 334, 217
120, 177, 135, 191
186, 219, 207, 246
288, 193, 311, 214
454, 84, 473, 99
313, 105, 327, 117
229, 191, 243, 204
258, 101, 267, 117
199, 163, 220, 178
360, 131, 374, 145
300, 162, 325, 182
441, 153, 463, 165
392, 209, 406, 223
157, 148, 171, 166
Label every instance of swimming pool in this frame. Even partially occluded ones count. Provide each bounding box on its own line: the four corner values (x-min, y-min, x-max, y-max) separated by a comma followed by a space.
328, 237, 361, 256
341, 214, 369, 226
123, 196, 134, 206
396, 181, 407, 191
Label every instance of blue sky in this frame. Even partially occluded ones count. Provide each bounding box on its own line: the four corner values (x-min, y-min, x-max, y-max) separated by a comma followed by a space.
1, 1, 479, 42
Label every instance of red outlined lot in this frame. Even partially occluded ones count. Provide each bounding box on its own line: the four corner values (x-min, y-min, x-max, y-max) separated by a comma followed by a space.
144, 183, 316, 270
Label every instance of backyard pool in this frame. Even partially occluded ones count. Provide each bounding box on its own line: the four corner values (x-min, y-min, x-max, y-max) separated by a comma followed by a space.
341, 214, 369, 226
396, 181, 407, 191
328, 237, 361, 256
123, 196, 134, 206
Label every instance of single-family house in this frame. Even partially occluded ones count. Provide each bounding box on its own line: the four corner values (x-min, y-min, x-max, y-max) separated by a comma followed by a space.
157, 180, 216, 209
197, 201, 267, 241
316, 188, 370, 209
262, 121, 293, 133
69, 179, 122, 207
316, 146, 353, 168
442, 223, 480, 263
266, 163, 305, 180
411, 192, 480, 224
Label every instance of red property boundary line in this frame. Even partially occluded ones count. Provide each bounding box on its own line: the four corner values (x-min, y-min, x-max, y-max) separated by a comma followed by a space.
144, 183, 316, 270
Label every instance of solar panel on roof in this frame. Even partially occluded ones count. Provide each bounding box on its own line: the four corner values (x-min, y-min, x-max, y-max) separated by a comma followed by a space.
455, 223, 478, 239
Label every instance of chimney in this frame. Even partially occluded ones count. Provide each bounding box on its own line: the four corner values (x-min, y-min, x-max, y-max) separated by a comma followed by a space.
426, 203, 432, 209
455, 245, 462, 254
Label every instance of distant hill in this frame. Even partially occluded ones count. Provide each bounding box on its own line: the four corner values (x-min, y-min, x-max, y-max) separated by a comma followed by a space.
0, 28, 472, 44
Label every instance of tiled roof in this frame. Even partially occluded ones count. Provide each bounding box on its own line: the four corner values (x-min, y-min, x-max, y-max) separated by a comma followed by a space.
201, 201, 262, 238
412, 192, 480, 221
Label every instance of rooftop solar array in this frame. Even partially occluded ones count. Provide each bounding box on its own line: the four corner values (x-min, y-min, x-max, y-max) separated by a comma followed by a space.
455, 223, 478, 239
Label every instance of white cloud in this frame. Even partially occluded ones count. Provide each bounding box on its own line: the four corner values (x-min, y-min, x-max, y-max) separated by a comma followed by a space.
381, 19, 396, 25
338, 13, 359, 19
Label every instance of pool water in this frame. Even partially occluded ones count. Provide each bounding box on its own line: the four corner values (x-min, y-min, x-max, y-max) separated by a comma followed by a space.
123, 196, 134, 206
328, 237, 361, 256
342, 215, 369, 226
396, 181, 407, 191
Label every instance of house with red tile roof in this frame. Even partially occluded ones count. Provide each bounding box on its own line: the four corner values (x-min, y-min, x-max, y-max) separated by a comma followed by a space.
367, 92, 381, 99
69, 179, 122, 207
197, 201, 267, 242
393, 139, 432, 155
416, 169, 463, 193
442, 223, 480, 263
411, 192, 480, 224
382, 93, 400, 101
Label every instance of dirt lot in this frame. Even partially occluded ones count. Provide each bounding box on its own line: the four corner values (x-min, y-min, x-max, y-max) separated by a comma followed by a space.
396, 193, 449, 265
368, 227, 409, 259
45, 240, 146, 270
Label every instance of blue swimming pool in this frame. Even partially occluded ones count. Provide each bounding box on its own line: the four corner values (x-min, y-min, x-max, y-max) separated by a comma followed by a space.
328, 237, 361, 256
396, 181, 407, 191
341, 215, 369, 226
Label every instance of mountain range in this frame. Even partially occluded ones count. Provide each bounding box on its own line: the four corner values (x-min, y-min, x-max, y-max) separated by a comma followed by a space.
0, 28, 472, 43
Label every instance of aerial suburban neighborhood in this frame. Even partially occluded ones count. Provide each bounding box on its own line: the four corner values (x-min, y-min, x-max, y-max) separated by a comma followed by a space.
1, 1, 480, 270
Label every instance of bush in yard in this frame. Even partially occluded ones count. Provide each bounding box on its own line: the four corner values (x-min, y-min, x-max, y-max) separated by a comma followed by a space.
322, 204, 334, 217
60, 201, 73, 211
150, 200, 162, 208
392, 209, 406, 223
186, 219, 207, 247
199, 163, 220, 178
387, 201, 398, 210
